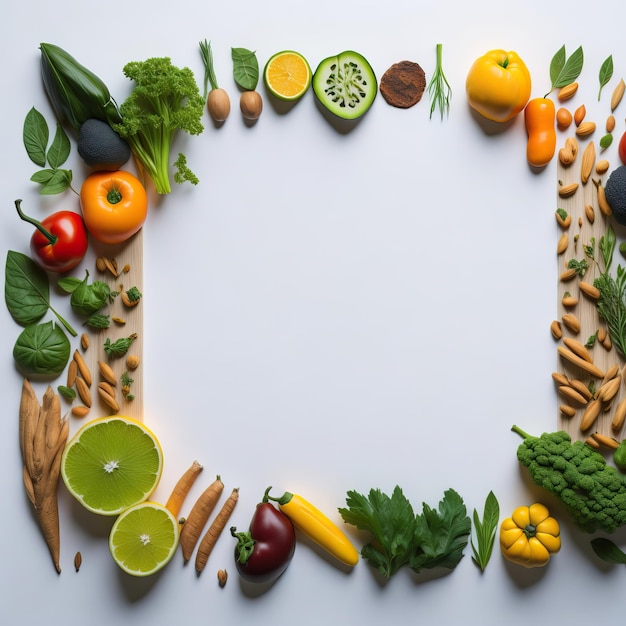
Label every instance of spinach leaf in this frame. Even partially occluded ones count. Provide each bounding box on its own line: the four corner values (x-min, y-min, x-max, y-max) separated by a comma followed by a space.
5, 250, 77, 336
232, 47, 259, 90
13, 320, 71, 376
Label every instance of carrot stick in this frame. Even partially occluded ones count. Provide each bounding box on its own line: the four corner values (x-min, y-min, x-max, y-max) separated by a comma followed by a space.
179, 475, 224, 561
19, 381, 68, 573
165, 460, 203, 518
195, 487, 239, 573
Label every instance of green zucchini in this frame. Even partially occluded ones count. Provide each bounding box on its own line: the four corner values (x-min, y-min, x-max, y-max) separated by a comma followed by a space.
312, 50, 377, 120
40, 43, 122, 131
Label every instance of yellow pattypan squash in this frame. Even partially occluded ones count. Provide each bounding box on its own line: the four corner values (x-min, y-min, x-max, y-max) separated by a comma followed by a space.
500, 503, 561, 568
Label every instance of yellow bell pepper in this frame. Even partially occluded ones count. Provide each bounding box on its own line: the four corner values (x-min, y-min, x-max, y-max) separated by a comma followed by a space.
465, 50, 532, 122
500, 503, 561, 568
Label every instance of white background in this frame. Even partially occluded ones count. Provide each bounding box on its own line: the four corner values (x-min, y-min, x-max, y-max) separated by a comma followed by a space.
2, 0, 626, 624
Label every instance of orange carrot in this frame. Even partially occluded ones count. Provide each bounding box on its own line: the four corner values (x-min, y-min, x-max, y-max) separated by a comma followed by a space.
179, 475, 224, 561
19, 381, 69, 573
195, 487, 239, 573
165, 460, 203, 518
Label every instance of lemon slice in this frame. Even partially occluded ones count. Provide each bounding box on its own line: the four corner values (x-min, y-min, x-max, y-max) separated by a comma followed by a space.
61, 415, 163, 516
109, 502, 179, 576
264, 50, 312, 101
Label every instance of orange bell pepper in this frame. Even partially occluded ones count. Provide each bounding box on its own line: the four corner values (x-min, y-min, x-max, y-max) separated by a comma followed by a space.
80, 170, 148, 245
466, 50, 532, 123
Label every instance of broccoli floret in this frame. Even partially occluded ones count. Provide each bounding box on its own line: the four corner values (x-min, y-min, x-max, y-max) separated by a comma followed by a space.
512, 425, 626, 533
112, 57, 205, 194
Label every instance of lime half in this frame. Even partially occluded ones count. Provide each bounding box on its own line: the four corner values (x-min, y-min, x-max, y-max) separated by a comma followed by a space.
109, 502, 179, 576
61, 415, 163, 516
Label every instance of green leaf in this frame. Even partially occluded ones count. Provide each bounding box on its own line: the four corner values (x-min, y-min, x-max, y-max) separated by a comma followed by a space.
5, 250, 50, 325
47, 123, 71, 169
31, 168, 73, 195
339, 486, 416, 578
58, 385, 77, 400
57, 276, 83, 294
598, 55, 614, 101
13, 320, 71, 377
23, 107, 49, 167
591, 538, 626, 565
549, 45, 566, 88
600, 133, 614, 150
471, 491, 500, 571
410, 488, 471, 573
4, 250, 77, 337
232, 47, 259, 90
549, 45, 584, 92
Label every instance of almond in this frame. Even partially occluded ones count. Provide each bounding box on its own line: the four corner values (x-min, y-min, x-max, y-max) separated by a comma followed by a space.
598, 377, 621, 403
575, 121, 596, 137
611, 78, 625, 111
75, 376, 92, 408
562, 313, 581, 334
596, 159, 610, 175
563, 337, 592, 362
558, 385, 588, 405
580, 399, 601, 431
606, 114, 616, 133
550, 320, 563, 340
558, 182, 579, 198
591, 432, 619, 449
561, 293, 578, 307
552, 371, 570, 386
579, 281, 600, 300
611, 398, 626, 431
560, 404, 576, 418
98, 386, 120, 413
558, 82, 579, 101
584, 203, 595, 223
556, 107, 572, 129
73, 349, 92, 387
98, 361, 117, 386
574, 104, 586, 126
557, 232, 569, 254
580, 141, 595, 184
557, 346, 604, 378
71, 405, 90, 418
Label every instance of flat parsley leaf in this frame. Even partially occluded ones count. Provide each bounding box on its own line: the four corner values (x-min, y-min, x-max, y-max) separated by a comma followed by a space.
339, 486, 415, 577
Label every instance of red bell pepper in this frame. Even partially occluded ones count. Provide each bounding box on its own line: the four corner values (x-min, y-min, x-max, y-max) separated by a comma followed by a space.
230, 488, 296, 584
16, 199, 88, 273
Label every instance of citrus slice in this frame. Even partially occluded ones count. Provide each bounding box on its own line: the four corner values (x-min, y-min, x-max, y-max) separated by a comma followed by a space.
109, 502, 179, 576
264, 50, 312, 101
61, 415, 163, 516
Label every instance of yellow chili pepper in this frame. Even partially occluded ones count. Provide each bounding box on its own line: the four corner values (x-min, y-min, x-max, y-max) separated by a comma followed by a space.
266, 488, 359, 567
500, 503, 561, 568
465, 49, 532, 123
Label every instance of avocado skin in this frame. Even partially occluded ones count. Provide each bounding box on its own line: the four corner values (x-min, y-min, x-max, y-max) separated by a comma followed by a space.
605, 165, 626, 226
78, 118, 131, 170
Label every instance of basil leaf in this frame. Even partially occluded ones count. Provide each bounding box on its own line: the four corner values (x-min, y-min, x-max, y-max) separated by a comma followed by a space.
23, 107, 49, 167
549, 45, 566, 88
551, 45, 584, 90
39, 169, 73, 195
598, 55, 614, 101
70, 271, 111, 316
57, 276, 83, 293
591, 538, 626, 565
232, 47, 259, 90
13, 320, 70, 377
5, 250, 50, 325
47, 123, 71, 169
600, 133, 613, 150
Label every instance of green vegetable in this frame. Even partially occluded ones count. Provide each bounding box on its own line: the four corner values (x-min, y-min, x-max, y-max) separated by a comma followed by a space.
5, 250, 76, 337
592, 224, 626, 357
512, 425, 626, 533
111, 57, 205, 195
84, 314, 111, 329
546, 45, 584, 97
312, 50, 377, 121
13, 321, 70, 377
231, 47, 259, 91
598, 55, 614, 101
69, 270, 112, 317
338, 486, 470, 578
614, 440, 626, 471
471, 491, 499, 572
23, 107, 74, 195
39, 43, 122, 131
104, 334, 137, 358
428, 43, 452, 120
600, 133, 614, 151
590, 537, 626, 564
57, 385, 76, 401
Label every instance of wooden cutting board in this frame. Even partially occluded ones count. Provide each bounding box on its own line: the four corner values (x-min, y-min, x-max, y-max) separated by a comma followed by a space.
556, 136, 625, 443
80, 229, 144, 422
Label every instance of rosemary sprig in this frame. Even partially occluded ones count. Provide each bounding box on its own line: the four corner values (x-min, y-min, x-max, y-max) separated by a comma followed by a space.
428, 43, 452, 120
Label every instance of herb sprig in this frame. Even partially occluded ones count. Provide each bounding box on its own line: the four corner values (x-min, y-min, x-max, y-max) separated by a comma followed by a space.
471, 491, 499, 572
428, 43, 452, 120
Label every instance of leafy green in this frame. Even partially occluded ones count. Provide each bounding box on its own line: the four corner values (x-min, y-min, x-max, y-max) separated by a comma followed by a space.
23, 107, 74, 195
58, 385, 77, 400
410, 489, 471, 573
428, 43, 452, 120
13, 321, 70, 376
69, 270, 112, 316
231, 47, 259, 90
199, 39, 220, 99
104, 334, 137, 358
339, 486, 470, 578
591, 538, 626, 564
546, 45, 584, 96
598, 55, 614, 101
471, 491, 499, 571
111, 57, 205, 194
600, 133, 614, 151
5, 251, 76, 336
